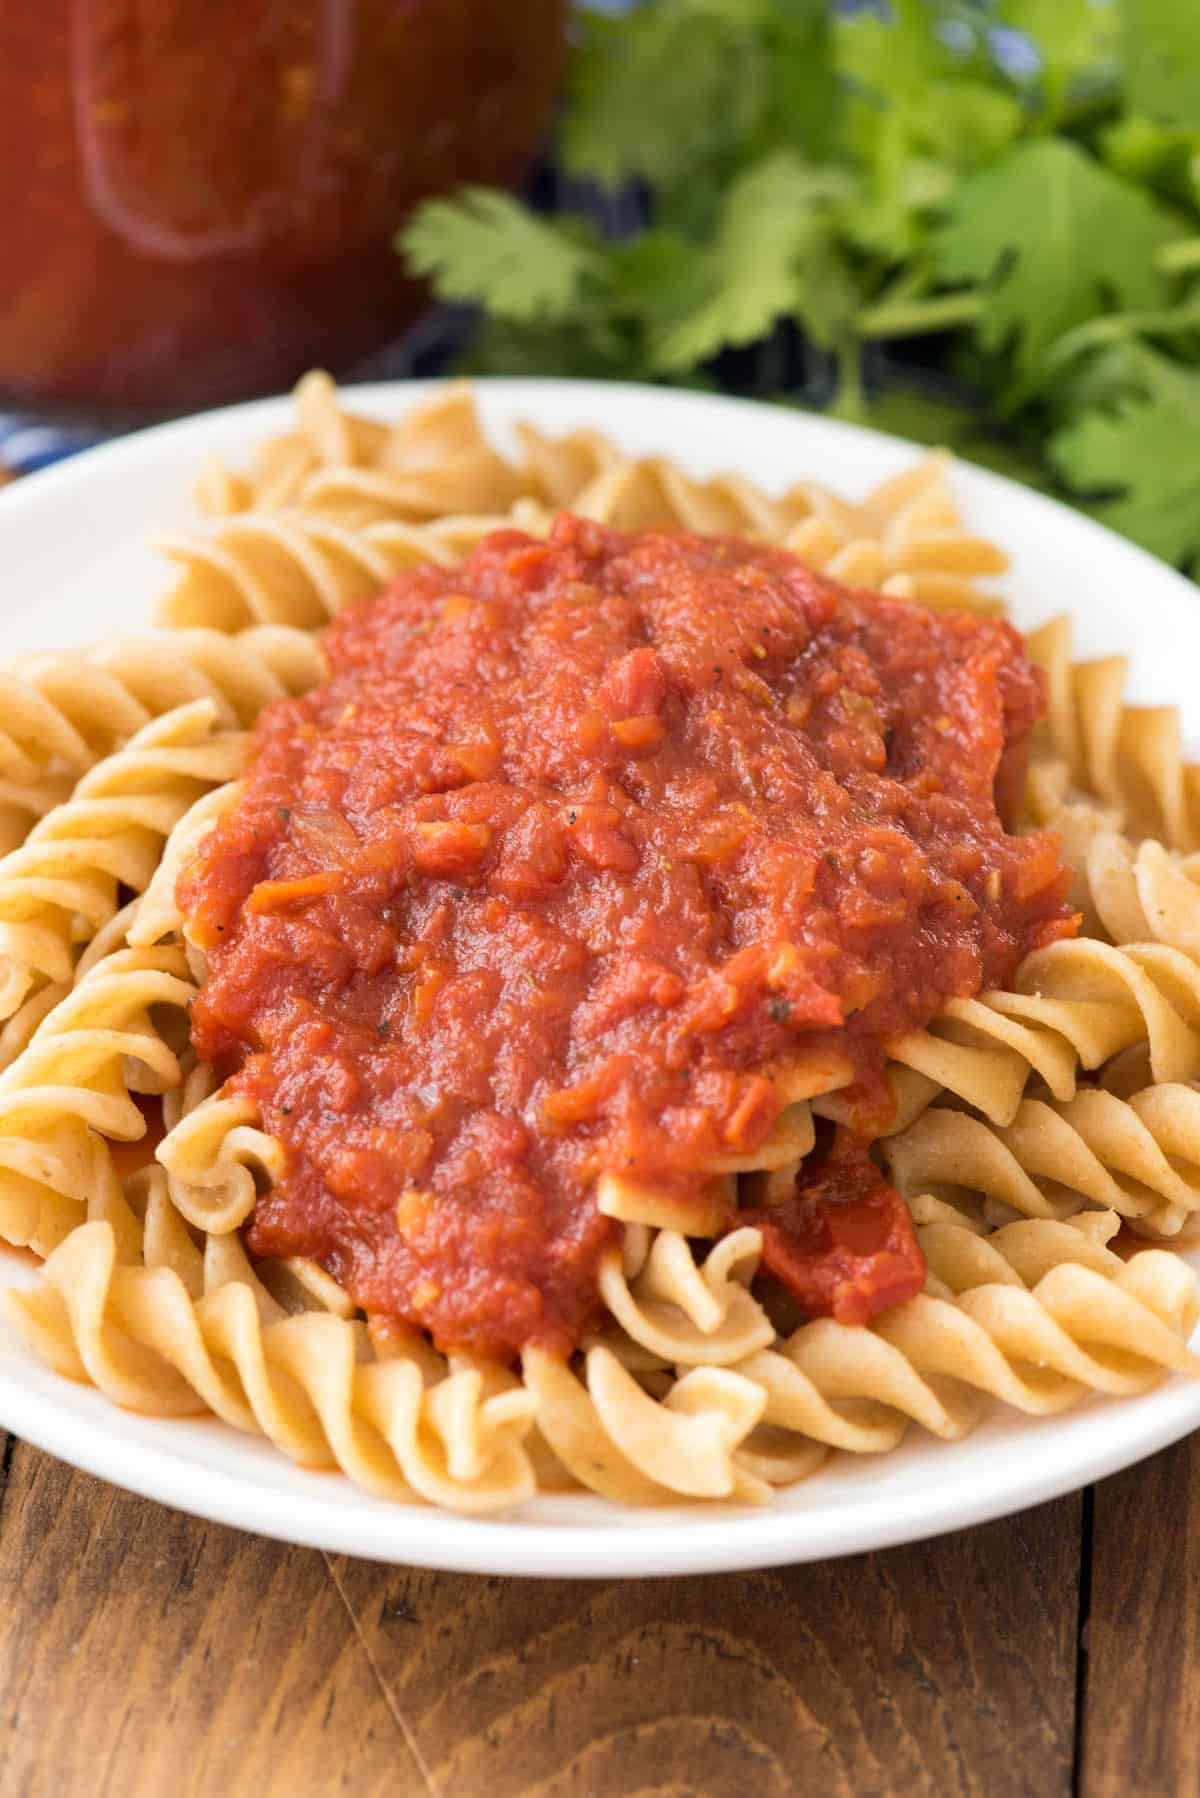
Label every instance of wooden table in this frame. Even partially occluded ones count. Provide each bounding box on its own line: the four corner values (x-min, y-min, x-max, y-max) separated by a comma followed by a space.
1, 1429, 1194, 1797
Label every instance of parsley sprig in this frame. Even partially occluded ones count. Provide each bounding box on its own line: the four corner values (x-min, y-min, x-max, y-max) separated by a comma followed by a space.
398, 0, 1200, 570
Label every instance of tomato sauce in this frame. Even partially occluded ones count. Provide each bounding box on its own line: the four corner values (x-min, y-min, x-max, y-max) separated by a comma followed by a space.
743, 1137, 926, 1326
181, 515, 1075, 1358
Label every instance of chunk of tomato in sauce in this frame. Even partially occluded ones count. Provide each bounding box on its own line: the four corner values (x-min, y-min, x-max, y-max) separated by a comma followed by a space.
742, 1139, 925, 1326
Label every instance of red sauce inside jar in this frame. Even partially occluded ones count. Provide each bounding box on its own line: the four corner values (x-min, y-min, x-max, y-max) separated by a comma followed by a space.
181, 515, 1076, 1359
0, 1, 565, 412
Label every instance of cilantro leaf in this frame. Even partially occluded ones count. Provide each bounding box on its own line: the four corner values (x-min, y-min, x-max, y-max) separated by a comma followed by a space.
936, 140, 1177, 372
834, 0, 959, 106
1102, 113, 1200, 212
399, 191, 603, 324
1122, 0, 1200, 126
733, 0, 839, 166
993, 0, 1117, 115
919, 81, 1024, 168
790, 234, 862, 354
563, 4, 757, 191
835, 1, 1019, 258
393, 0, 1200, 576
609, 232, 711, 332
1050, 350, 1200, 565
565, 0, 837, 199
648, 154, 848, 372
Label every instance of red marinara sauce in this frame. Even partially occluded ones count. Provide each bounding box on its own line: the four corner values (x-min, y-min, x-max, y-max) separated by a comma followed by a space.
181, 515, 1076, 1359
742, 1138, 927, 1327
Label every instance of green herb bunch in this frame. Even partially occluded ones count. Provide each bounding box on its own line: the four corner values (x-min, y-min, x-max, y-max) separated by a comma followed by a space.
398, 0, 1200, 569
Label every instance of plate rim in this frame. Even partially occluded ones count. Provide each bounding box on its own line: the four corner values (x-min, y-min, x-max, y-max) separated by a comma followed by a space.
2, 373, 1199, 1576
3, 1352, 1200, 1576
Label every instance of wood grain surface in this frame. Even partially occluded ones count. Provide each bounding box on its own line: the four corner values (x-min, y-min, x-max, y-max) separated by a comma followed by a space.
7, 1419, 1177, 1798
1078, 1430, 1200, 1798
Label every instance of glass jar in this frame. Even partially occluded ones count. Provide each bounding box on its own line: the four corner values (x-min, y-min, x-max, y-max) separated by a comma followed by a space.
0, 1, 567, 416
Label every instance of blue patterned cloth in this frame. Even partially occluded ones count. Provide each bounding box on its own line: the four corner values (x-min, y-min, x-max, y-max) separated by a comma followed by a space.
0, 413, 105, 478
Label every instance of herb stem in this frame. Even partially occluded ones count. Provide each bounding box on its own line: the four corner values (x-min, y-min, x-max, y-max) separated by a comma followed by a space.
998, 291, 1200, 416
857, 289, 984, 340
865, 258, 936, 316
834, 336, 865, 419
1157, 236, 1200, 276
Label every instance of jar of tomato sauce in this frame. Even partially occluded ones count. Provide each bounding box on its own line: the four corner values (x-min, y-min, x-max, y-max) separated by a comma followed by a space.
0, 3, 566, 416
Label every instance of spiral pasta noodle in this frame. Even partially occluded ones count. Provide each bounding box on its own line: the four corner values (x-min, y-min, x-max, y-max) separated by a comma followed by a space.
1070, 831, 1200, 956
733, 1213, 1198, 1463
156, 506, 551, 632
888, 1080, 1200, 1239
195, 372, 525, 525
129, 782, 242, 951
0, 626, 323, 855
1026, 615, 1200, 853
868, 852, 1200, 1135
0, 699, 244, 1026
538, 440, 1008, 616
594, 1227, 775, 1369
4, 1214, 540, 1512
518, 1212, 1199, 1500
0, 930, 198, 1255
163, 374, 1008, 635
155, 1061, 283, 1237
831, 958, 1175, 1130
522, 1344, 775, 1503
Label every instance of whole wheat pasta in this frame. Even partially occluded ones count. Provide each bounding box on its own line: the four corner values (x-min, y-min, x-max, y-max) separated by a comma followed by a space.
3, 376, 1200, 1519
0, 626, 323, 856
162, 374, 1007, 632
0, 700, 244, 1025
1027, 615, 1200, 852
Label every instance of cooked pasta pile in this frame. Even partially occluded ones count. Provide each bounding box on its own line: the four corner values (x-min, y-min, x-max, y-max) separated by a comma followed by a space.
2, 375, 1199, 1514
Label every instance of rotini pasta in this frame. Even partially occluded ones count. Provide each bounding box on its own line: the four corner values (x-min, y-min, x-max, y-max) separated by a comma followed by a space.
1071, 831, 1200, 956
553, 444, 1008, 615
594, 1227, 776, 1369
731, 1212, 1198, 1464
5, 1214, 540, 1512
1027, 615, 1200, 853
3, 376, 1199, 1525
0, 932, 197, 1255
156, 508, 549, 632
891, 1079, 1200, 1239
0, 700, 244, 1026
521, 1343, 774, 1504
155, 1062, 283, 1237
514, 416, 1007, 612
163, 373, 1008, 634
129, 782, 241, 951
869, 879, 1200, 1137
195, 372, 525, 525
0, 625, 323, 854
519, 1211, 1200, 1501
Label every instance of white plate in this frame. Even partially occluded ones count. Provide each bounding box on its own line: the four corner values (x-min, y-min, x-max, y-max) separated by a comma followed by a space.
1, 378, 1198, 1577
